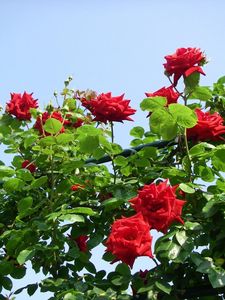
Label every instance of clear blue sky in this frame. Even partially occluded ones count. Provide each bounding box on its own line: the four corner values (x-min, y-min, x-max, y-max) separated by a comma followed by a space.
1, 0, 225, 299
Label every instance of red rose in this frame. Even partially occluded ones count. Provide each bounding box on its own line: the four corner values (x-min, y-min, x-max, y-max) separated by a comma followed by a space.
21, 160, 36, 173
86, 92, 136, 123
6, 92, 38, 120
129, 180, 186, 233
163, 47, 206, 85
71, 184, 85, 191
187, 108, 225, 141
105, 213, 153, 268
145, 86, 179, 106
75, 235, 88, 252
34, 111, 65, 135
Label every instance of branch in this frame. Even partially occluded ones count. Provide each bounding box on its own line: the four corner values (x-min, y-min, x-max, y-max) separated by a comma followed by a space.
85, 140, 176, 165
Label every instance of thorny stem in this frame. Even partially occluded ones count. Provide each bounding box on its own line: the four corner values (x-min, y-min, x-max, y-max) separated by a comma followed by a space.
110, 122, 117, 184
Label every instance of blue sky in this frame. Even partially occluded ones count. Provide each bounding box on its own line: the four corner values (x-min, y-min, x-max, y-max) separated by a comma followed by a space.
1, 0, 225, 299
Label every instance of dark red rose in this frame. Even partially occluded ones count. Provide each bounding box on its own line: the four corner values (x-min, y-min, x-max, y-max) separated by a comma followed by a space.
163, 47, 206, 85
105, 213, 153, 268
145, 86, 179, 106
187, 108, 225, 141
85, 92, 136, 123
71, 184, 85, 191
21, 160, 36, 173
75, 235, 88, 252
34, 111, 65, 135
6, 92, 38, 120
129, 180, 186, 233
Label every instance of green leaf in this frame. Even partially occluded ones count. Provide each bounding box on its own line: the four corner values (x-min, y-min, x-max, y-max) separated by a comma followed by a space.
27, 283, 38, 296
64, 207, 96, 216
30, 176, 48, 189
140, 96, 167, 111
167, 243, 181, 260
189, 86, 212, 101
150, 108, 177, 139
184, 72, 200, 91
0, 261, 13, 275
17, 249, 35, 265
17, 197, 33, 213
79, 135, 99, 154
56, 133, 74, 144
130, 126, 145, 138
3, 178, 24, 192
212, 149, 225, 172
58, 214, 84, 223
77, 125, 102, 136
185, 221, 202, 231
179, 183, 195, 194
176, 231, 188, 247
43, 118, 63, 134
209, 267, 225, 288
155, 281, 171, 295
16, 169, 34, 181
39, 136, 56, 146
88, 234, 104, 249
1, 276, 12, 291
0, 166, 15, 178
168, 103, 197, 128
114, 156, 128, 167
116, 263, 131, 276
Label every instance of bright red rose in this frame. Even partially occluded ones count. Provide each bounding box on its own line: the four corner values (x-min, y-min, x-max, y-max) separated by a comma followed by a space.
187, 108, 225, 141
34, 111, 65, 135
86, 92, 136, 123
22, 160, 36, 173
6, 92, 38, 120
71, 184, 85, 191
145, 86, 179, 106
129, 180, 186, 233
105, 213, 153, 268
75, 235, 88, 252
163, 47, 206, 85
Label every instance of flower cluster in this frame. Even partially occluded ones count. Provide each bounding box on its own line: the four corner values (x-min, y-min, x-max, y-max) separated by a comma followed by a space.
105, 180, 186, 267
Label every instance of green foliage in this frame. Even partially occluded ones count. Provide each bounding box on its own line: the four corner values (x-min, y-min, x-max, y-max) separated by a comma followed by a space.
0, 65, 225, 300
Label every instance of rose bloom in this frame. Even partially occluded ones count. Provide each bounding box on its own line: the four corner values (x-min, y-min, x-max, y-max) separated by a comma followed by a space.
21, 160, 36, 173
145, 86, 179, 106
6, 92, 38, 120
71, 184, 85, 191
34, 111, 65, 135
163, 47, 206, 85
105, 213, 153, 268
187, 108, 225, 141
75, 235, 88, 252
86, 92, 136, 123
129, 180, 186, 233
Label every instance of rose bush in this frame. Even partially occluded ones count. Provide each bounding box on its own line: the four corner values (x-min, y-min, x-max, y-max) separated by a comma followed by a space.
0, 48, 225, 300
